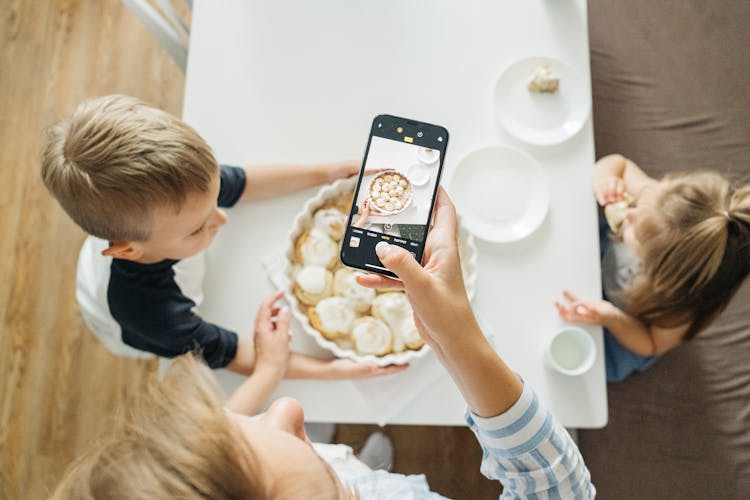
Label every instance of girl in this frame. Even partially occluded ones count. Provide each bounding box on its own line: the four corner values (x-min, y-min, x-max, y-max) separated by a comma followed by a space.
556, 154, 750, 382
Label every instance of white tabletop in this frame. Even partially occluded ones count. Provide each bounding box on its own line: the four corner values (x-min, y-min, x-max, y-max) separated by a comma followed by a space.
184, 0, 607, 428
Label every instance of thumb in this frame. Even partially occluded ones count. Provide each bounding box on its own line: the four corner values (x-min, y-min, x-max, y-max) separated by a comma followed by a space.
375, 242, 425, 287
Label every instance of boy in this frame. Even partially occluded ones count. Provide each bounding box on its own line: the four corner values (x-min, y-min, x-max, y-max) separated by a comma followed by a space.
41, 94, 403, 380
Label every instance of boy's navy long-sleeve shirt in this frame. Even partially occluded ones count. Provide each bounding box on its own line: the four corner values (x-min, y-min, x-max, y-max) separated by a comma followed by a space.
75, 165, 246, 368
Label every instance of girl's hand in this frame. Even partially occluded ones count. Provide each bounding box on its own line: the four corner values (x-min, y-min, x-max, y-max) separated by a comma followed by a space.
593, 175, 626, 206
253, 291, 292, 377
554, 290, 617, 326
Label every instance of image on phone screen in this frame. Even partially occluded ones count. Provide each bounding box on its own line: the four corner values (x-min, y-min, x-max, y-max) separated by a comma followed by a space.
340, 115, 448, 278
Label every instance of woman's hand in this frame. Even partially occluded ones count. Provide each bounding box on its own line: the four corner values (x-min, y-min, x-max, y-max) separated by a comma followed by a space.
356, 188, 476, 354
357, 188, 523, 417
554, 290, 617, 326
253, 290, 292, 378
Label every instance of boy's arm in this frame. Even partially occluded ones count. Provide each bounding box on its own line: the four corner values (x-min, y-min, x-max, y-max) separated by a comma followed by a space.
593, 154, 657, 205
225, 337, 257, 375
285, 352, 408, 379
240, 161, 360, 202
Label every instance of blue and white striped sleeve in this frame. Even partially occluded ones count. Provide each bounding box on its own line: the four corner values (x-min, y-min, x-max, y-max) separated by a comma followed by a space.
465, 382, 595, 499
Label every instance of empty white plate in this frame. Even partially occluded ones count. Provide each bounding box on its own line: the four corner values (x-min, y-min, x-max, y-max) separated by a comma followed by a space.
407, 163, 431, 186
495, 56, 591, 145
447, 146, 549, 243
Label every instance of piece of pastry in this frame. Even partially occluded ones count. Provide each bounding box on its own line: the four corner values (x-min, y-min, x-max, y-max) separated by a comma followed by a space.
296, 228, 339, 269
604, 192, 634, 232
400, 322, 424, 350
351, 316, 393, 356
333, 268, 376, 313
308, 297, 356, 340
371, 292, 424, 350
527, 64, 560, 93
313, 207, 347, 241
293, 265, 333, 305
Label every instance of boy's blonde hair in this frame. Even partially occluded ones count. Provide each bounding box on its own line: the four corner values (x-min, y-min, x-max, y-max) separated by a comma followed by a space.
626, 172, 750, 338
41, 95, 218, 241
51, 354, 270, 499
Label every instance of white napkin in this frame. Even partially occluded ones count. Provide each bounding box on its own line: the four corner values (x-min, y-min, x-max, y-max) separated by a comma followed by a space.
262, 251, 494, 426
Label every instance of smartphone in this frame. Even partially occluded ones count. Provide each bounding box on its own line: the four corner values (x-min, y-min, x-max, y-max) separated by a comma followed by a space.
340, 114, 449, 279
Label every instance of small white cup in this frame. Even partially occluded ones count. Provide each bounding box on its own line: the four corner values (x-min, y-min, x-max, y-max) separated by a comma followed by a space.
545, 327, 595, 376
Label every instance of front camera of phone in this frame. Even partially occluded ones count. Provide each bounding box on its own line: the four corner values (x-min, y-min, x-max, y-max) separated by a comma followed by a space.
417, 131, 423, 137
438, 136, 443, 142
378, 123, 382, 128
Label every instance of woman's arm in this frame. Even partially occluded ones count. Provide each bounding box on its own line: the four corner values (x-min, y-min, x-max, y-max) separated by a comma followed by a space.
357, 190, 594, 498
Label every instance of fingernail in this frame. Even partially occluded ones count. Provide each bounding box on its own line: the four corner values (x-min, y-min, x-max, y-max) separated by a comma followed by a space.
375, 241, 391, 258
280, 306, 290, 315
576, 306, 587, 314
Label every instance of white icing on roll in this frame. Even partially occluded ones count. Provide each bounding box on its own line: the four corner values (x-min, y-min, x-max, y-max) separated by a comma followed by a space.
373, 293, 421, 348
313, 208, 346, 241
301, 229, 338, 267
296, 265, 328, 294
333, 269, 375, 312
373, 293, 412, 326
315, 297, 355, 335
401, 322, 422, 347
352, 317, 392, 356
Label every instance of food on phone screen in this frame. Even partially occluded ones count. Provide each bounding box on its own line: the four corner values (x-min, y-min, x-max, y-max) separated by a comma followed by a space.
369, 170, 413, 215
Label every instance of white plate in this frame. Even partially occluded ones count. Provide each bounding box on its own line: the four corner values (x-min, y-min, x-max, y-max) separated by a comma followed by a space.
448, 146, 549, 243
406, 163, 431, 186
284, 177, 478, 366
417, 147, 439, 164
495, 56, 591, 145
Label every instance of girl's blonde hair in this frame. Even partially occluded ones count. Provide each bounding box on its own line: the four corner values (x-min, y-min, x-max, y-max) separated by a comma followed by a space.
626, 172, 750, 339
50, 354, 270, 499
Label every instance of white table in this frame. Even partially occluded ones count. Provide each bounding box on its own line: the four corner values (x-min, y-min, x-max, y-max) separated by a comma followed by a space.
184, 0, 607, 428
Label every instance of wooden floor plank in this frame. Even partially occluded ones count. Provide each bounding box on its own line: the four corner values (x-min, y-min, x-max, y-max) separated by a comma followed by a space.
0, 2, 493, 498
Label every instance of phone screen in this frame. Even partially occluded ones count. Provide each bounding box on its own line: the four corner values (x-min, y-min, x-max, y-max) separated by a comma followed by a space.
340, 115, 449, 278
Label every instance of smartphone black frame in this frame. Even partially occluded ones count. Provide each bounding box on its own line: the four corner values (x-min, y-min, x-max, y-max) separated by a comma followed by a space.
340, 114, 449, 278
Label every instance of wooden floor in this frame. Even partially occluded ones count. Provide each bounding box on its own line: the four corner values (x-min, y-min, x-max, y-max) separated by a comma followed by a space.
0, 1, 496, 498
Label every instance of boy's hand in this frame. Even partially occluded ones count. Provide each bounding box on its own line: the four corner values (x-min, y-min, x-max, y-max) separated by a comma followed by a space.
327, 358, 408, 379
254, 290, 292, 378
324, 160, 390, 183
554, 290, 617, 325
593, 174, 625, 206
324, 160, 361, 182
